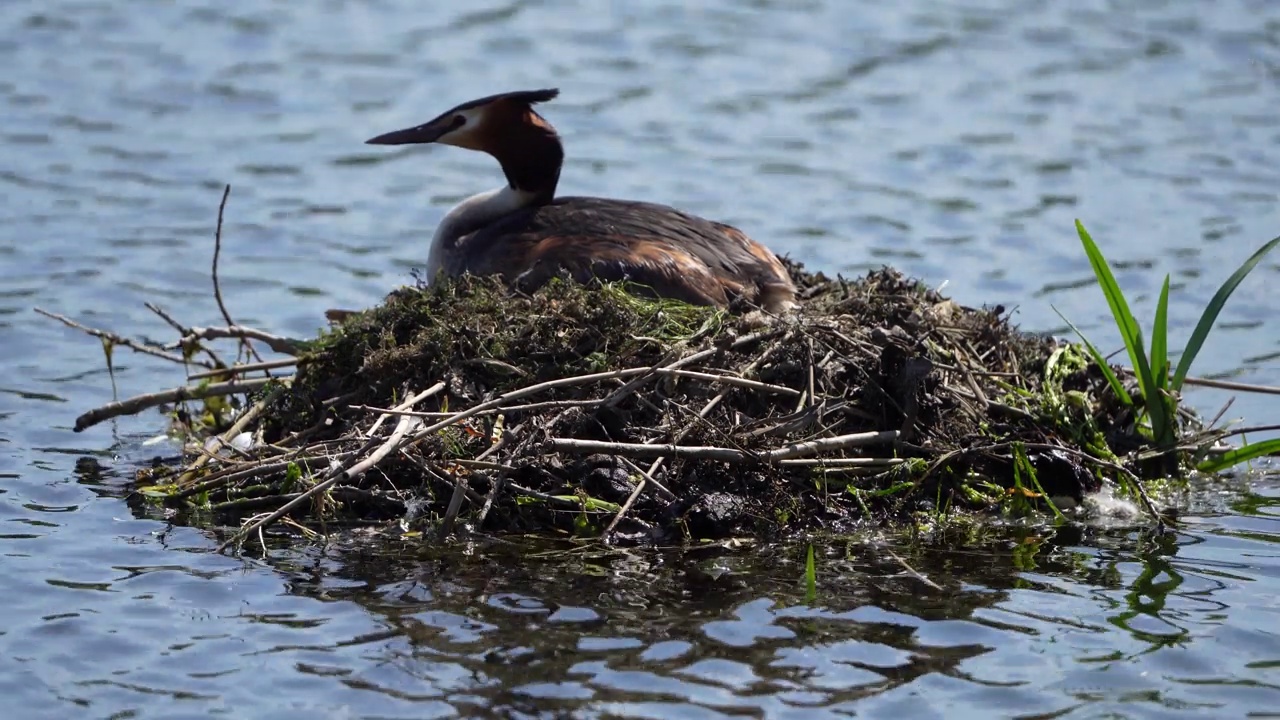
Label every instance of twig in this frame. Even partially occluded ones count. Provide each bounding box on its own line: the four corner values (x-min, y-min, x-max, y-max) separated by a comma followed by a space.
145, 302, 225, 369
620, 456, 674, 500
474, 471, 508, 528
805, 336, 816, 410
174, 326, 306, 356
601, 459, 649, 539
1180, 375, 1280, 396
885, 548, 942, 590
438, 468, 470, 536
208, 492, 304, 515
490, 398, 605, 414
145, 302, 191, 335
601, 327, 786, 408
775, 457, 902, 467
600, 457, 678, 541
475, 421, 534, 528
210, 184, 264, 365
1119, 367, 1280, 396
177, 384, 285, 484
1207, 397, 1236, 431
322, 391, 360, 407
367, 383, 445, 436
452, 458, 514, 472
349, 405, 455, 419
187, 358, 300, 381
34, 307, 213, 368
769, 431, 900, 460
1213, 422, 1280, 442
547, 430, 899, 463
440, 433, 507, 536
1127, 471, 1167, 528
216, 411, 416, 553
401, 367, 659, 450
173, 456, 331, 500
742, 403, 832, 439
74, 377, 279, 432
652, 368, 801, 396
551, 439, 750, 462
625, 329, 794, 534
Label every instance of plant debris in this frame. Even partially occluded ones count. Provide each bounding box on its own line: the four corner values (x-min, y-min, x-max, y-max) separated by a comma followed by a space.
55, 250, 1209, 551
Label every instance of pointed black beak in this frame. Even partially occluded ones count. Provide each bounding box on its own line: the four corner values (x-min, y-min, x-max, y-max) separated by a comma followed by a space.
365, 114, 464, 145
365, 124, 440, 146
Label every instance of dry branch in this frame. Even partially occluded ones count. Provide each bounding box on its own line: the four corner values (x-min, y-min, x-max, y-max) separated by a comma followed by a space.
34, 307, 213, 368
217, 411, 416, 553
173, 326, 306, 356
545, 430, 899, 463
209, 184, 264, 365
1176, 375, 1280, 396
651, 367, 801, 396
177, 384, 285, 484
75, 377, 278, 432
188, 358, 300, 381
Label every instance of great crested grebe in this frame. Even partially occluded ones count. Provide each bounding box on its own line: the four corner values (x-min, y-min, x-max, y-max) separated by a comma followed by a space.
362, 88, 797, 313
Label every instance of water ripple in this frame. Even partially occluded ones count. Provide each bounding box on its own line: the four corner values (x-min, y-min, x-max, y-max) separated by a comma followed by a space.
3, 0, 1280, 716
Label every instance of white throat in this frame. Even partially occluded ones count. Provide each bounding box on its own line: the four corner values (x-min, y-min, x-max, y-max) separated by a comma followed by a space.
425, 185, 538, 284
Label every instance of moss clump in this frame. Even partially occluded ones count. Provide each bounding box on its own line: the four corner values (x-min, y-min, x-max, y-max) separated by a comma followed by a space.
268, 273, 726, 440
132, 261, 1185, 546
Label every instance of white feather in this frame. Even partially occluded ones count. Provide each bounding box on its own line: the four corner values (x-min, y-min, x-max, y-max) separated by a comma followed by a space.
424, 185, 538, 284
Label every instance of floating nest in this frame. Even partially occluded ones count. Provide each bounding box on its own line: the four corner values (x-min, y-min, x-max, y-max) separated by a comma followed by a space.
48, 250, 1206, 550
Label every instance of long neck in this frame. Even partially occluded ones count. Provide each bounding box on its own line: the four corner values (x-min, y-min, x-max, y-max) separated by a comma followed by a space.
425, 185, 538, 284
424, 107, 564, 284
489, 110, 564, 204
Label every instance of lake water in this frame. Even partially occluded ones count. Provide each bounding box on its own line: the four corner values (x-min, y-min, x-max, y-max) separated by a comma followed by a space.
3, 0, 1279, 717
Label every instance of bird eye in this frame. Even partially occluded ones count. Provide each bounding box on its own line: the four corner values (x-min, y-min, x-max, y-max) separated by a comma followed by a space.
452, 115, 467, 128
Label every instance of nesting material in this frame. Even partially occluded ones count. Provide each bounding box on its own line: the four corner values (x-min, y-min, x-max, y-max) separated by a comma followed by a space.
54, 257, 1189, 550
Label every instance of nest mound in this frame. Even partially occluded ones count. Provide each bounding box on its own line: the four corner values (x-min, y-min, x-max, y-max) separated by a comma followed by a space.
115, 261, 1178, 547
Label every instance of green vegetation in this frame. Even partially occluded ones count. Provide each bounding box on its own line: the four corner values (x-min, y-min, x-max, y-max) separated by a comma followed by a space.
804, 544, 817, 603
1062, 221, 1280, 473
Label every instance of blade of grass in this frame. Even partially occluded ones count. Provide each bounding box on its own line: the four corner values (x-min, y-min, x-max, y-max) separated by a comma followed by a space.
1075, 220, 1167, 441
804, 544, 817, 604
1052, 306, 1132, 406
1075, 220, 1148, 385
1019, 446, 1066, 522
1150, 275, 1175, 443
1151, 275, 1170, 393
1172, 235, 1280, 392
1135, 336, 1169, 444
1196, 438, 1280, 474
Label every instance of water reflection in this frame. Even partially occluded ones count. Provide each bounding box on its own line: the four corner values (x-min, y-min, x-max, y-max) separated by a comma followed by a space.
149, 512, 1263, 718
